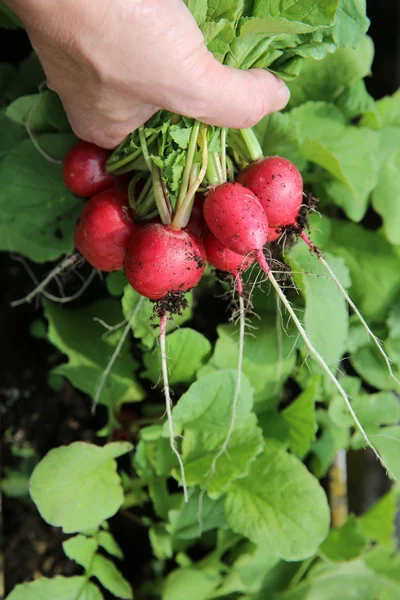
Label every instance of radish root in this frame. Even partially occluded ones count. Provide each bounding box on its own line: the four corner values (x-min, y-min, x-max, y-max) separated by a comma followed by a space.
198, 276, 245, 535
93, 297, 144, 412
11, 254, 80, 307
300, 231, 400, 386
159, 313, 188, 502
207, 279, 245, 480
25, 82, 63, 165
257, 250, 396, 481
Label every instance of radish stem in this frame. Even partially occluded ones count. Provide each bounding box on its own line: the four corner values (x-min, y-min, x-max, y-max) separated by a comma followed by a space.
160, 314, 188, 502
176, 120, 201, 210
106, 133, 158, 173
240, 128, 263, 162
256, 250, 396, 480
138, 127, 171, 224
300, 231, 400, 386
171, 125, 208, 229
220, 128, 227, 184
152, 166, 172, 225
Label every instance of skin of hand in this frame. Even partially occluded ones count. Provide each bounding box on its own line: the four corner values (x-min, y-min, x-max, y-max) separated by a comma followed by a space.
7, 0, 291, 149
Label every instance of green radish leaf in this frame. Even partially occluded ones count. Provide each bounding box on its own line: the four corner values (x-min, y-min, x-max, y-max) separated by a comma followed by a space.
206, 0, 244, 24
225, 442, 330, 560
364, 545, 400, 598
134, 426, 179, 481
336, 80, 376, 121
372, 150, 400, 246
185, 0, 207, 26
5, 577, 103, 600
168, 124, 192, 149
290, 245, 350, 369
29, 441, 132, 533
367, 426, 400, 481
149, 524, 173, 561
280, 560, 382, 600
361, 490, 398, 545
282, 378, 318, 458
319, 515, 369, 562
106, 271, 127, 297
167, 489, 227, 540
326, 0, 370, 47
0, 113, 26, 158
350, 345, 400, 393
97, 531, 124, 560
371, 88, 400, 128
252, 1, 338, 30
1, 469, 30, 499
63, 535, 98, 570
311, 410, 351, 478
121, 285, 193, 350
148, 479, 171, 519
163, 568, 220, 600
91, 554, 133, 599
329, 391, 400, 447
167, 370, 263, 495
143, 328, 211, 385
225, 0, 367, 78
288, 36, 374, 108
202, 19, 235, 63
215, 541, 280, 597
291, 102, 377, 221
44, 299, 145, 409
198, 313, 296, 406
254, 111, 305, 169
5, 91, 71, 133
0, 134, 83, 262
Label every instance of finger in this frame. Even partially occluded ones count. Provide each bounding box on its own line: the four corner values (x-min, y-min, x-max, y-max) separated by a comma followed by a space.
62, 100, 159, 149
169, 59, 291, 129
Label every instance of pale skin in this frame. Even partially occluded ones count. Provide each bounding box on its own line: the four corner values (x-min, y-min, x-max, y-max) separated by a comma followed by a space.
6, 0, 290, 148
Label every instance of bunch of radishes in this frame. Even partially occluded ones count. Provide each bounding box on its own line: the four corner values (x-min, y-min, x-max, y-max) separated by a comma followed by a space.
63, 133, 399, 495
64, 139, 305, 303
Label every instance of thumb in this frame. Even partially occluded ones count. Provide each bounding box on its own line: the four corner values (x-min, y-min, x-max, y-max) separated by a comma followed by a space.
178, 58, 291, 129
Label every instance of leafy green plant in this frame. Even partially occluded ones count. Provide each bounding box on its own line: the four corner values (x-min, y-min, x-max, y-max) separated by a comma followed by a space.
2, 1, 400, 599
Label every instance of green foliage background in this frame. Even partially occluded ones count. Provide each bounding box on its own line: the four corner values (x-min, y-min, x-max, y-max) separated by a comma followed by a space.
2, 1, 400, 599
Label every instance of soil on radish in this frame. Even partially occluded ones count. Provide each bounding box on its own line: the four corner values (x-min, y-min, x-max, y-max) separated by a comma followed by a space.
153, 291, 189, 318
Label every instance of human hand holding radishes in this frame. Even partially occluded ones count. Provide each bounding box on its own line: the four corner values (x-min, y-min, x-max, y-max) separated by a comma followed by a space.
7, 0, 290, 149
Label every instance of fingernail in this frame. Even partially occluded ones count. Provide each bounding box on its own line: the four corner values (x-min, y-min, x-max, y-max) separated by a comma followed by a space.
276, 84, 290, 109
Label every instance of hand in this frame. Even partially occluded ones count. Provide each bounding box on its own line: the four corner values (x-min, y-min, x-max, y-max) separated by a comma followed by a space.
9, 0, 290, 148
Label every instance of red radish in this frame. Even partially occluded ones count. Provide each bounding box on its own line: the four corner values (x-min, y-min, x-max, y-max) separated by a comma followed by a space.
63, 140, 115, 197
204, 228, 254, 276
74, 188, 137, 272
124, 223, 206, 300
237, 156, 303, 228
267, 227, 283, 243
185, 193, 206, 238
203, 182, 269, 256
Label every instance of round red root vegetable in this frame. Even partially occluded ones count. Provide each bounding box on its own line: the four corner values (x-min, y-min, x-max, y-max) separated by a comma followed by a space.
74, 188, 137, 272
204, 228, 254, 276
124, 223, 207, 300
203, 182, 268, 255
267, 227, 283, 243
63, 140, 115, 197
237, 156, 303, 228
